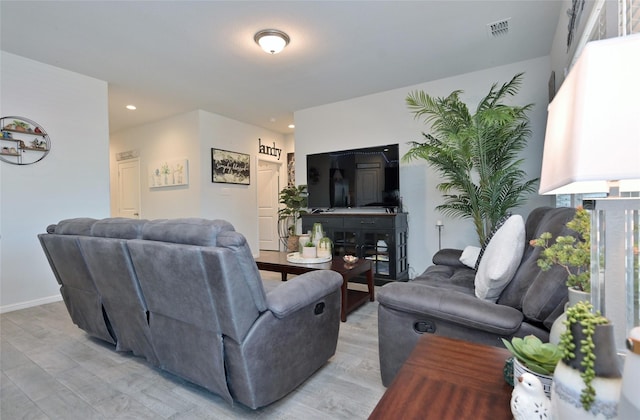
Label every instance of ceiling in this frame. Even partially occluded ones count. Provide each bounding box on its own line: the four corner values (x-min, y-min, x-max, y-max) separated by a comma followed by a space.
0, 1, 563, 135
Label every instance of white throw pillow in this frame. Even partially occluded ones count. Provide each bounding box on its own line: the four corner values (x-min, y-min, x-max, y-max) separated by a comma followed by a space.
459, 246, 481, 268
474, 215, 525, 302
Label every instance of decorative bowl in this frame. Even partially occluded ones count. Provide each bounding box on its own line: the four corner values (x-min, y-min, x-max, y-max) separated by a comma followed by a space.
343, 255, 359, 264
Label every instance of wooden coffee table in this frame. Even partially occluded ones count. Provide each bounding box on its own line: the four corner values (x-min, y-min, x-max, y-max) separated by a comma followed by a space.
369, 334, 513, 419
255, 250, 374, 322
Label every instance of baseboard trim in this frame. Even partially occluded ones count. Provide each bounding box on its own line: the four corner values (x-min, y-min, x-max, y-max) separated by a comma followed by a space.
0, 294, 63, 314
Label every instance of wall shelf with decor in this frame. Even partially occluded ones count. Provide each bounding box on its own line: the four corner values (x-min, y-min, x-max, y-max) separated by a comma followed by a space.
1, 116, 51, 165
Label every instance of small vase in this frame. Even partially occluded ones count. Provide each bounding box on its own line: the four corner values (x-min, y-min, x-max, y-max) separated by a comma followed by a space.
317, 236, 333, 258
311, 223, 324, 246
287, 235, 299, 252
551, 323, 622, 419
298, 234, 310, 253
550, 288, 590, 345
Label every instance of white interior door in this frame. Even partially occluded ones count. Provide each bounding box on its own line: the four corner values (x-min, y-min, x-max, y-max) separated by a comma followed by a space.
117, 159, 141, 218
257, 160, 281, 250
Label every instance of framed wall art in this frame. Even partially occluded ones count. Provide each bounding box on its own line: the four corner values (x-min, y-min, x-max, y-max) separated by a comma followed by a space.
211, 148, 250, 185
149, 158, 188, 188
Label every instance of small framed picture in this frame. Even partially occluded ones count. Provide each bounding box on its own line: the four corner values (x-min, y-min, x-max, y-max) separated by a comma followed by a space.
149, 158, 189, 188
211, 148, 250, 185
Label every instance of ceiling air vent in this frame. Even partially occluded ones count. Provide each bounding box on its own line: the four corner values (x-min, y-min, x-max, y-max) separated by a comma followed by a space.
487, 18, 510, 37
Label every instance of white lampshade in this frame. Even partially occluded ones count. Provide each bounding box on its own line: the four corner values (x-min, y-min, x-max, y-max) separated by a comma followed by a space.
539, 34, 640, 195
254, 29, 290, 54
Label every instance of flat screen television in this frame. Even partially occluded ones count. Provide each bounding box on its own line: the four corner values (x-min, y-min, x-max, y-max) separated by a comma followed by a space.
306, 144, 400, 210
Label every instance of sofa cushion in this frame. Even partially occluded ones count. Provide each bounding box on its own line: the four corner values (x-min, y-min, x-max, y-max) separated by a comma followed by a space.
474, 215, 525, 302
474, 213, 511, 270
413, 264, 476, 295
142, 218, 234, 246
459, 246, 481, 268
53, 218, 98, 235
91, 218, 147, 239
498, 207, 575, 323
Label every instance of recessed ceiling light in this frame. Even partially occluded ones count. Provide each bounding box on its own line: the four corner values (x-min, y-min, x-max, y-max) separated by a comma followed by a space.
126, 105, 137, 110
288, 124, 295, 129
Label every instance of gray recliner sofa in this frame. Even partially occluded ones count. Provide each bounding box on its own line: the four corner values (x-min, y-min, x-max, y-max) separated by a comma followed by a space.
377, 206, 576, 386
38, 217, 343, 409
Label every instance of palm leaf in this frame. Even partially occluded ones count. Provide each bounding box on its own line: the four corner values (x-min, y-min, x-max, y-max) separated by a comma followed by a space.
404, 73, 538, 243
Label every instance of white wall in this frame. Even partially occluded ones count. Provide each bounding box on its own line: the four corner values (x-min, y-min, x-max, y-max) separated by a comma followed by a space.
549, 0, 607, 91
295, 57, 555, 278
110, 111, 202, 219
0, 52, 110, 312
110, 109, 290, 254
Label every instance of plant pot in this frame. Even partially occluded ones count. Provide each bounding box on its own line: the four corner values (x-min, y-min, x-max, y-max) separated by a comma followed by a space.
513, 357, 553, 398
287, 235, 299, 252
551, 323, 622, 419
619, 327, 640, 418
302, 246, 317, 258
550, 288, 590, 345
297, 234, 310, 253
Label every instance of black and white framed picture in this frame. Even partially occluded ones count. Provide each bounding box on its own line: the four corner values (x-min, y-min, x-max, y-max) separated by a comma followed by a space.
211, 148, 250, 185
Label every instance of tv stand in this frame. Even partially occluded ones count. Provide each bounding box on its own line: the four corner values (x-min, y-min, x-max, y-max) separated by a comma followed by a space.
301, 212, 408, 284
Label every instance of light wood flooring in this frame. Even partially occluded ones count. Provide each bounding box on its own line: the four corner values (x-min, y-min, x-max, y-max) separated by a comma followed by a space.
1, 272, 386, 419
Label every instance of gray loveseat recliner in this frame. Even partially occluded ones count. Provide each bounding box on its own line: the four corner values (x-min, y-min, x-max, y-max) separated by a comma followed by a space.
38, 217, 343, 409
377, 206, 576, 386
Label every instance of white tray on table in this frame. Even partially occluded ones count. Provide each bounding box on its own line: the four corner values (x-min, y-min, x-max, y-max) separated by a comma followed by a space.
286, 252, 332, 264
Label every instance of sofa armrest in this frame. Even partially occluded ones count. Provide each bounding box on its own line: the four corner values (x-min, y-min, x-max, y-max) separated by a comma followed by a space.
266, 270, 342, 318
431, 248, 467, 268
378, 282, 523, 335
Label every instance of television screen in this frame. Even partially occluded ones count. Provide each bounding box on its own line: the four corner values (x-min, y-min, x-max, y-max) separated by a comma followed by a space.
306, 144, 399, 209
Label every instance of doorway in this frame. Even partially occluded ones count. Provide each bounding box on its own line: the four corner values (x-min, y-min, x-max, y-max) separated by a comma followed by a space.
117, 159, 141, 218
257, 160, 281, 250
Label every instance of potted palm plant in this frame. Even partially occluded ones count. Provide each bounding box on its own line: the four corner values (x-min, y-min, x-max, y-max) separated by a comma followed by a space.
278, 184, 308, 252
403, 73, 538, 245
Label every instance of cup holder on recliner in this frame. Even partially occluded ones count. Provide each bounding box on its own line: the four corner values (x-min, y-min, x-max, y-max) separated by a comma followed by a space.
413, 320, 436, 334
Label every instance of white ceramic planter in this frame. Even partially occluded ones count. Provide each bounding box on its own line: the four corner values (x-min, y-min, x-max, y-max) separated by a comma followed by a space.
302, 246, 317, 258
513, 357, 553, 398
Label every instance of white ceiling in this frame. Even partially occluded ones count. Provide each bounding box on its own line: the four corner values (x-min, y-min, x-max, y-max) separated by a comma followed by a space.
0, 1, 563, 135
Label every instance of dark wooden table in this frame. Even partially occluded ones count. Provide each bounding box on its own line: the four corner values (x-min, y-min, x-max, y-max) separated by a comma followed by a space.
369, 334, 513, 420
255, 250, 374, 322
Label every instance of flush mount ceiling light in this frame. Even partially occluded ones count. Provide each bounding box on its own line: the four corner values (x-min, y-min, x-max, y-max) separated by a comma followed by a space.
254, 29, 290, 54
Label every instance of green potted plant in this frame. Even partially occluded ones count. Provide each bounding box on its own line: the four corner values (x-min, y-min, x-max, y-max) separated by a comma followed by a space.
403, 73, 538, 245
502, 335, 561, 397
530, 206, 591, 293
552, 301, 621, 417
301, 240, 317, 258
278, 184, 308, 251
530, 206, 591, 345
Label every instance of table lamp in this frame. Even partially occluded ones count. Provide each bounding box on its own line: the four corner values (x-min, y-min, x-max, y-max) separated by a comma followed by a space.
539, 33, 640, 353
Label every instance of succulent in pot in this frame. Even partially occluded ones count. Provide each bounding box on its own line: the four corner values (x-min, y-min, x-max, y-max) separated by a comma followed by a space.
502, 335, 562, 377
301, 241, 317, 258
502, 335, 561, 398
